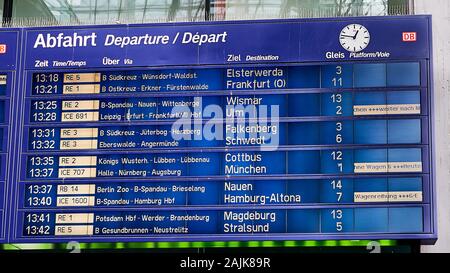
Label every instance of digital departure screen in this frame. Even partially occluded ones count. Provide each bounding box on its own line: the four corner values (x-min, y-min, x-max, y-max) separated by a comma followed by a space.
0, 15, 436, 243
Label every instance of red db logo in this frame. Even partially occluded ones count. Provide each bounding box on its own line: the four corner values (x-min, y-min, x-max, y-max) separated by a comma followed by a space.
402, 32, 417, 42
0, 44, 6, 54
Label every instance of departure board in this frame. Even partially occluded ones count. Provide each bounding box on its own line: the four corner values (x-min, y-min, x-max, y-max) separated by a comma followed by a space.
0, 16, 437, 243
0, 30, 19, 243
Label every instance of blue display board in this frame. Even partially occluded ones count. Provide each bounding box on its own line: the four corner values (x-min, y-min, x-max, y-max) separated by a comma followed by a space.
0, 29, 20, 243
0, 15, 436, 243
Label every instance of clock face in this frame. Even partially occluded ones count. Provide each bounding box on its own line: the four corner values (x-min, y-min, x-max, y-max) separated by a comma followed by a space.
339, 24, 370, 52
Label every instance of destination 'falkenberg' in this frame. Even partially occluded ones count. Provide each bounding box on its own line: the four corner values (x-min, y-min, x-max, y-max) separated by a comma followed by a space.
33, 31, 228, 48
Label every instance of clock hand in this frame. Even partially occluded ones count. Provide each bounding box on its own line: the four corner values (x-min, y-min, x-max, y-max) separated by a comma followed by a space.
353, 30, 359, 39
340, 34, 354, 38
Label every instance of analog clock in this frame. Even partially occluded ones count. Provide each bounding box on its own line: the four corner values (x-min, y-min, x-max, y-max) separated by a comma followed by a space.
339, 24, 370, 52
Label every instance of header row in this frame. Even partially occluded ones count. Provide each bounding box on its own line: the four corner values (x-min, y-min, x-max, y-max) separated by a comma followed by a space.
0, 16, 431, 70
